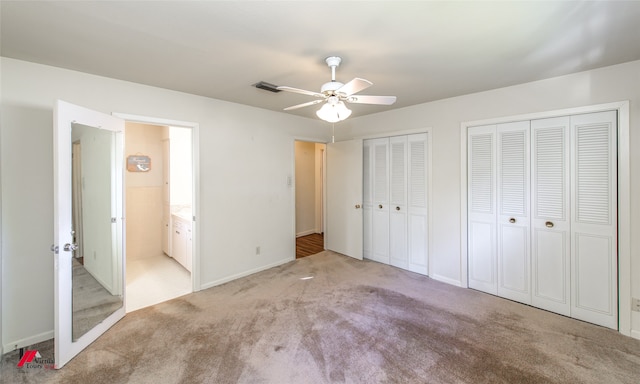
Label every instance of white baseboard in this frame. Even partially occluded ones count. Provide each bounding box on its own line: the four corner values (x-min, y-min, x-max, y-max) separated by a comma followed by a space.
430, 273, 463, 288
199, 257, 293, 291
3, 330, 54, 355
295, 230, 316, 238
631, 329, 640, 340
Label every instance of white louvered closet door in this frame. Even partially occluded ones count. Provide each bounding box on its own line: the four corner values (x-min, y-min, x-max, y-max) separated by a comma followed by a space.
389, 135, 408, 269
407, 133, 429, 275
371, 138, 390, 264
570, 111, 617, 329
468, 125, 498, 294
496, 121, 531, 304
531, 116, 571, 316
363, 140, 373, 260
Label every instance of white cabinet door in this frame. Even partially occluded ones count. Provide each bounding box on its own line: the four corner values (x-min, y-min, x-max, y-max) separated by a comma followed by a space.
326, 139, 363, 260
497, 121, 531, 304
407, 133, 429, 275
186, 226, 193, 272
570, 111, 617, 329
467, 125, 498, 294
371, 138, 390, 264
389, 135, 408, 269
172, 218, 186, 267
531, 116, 571, 316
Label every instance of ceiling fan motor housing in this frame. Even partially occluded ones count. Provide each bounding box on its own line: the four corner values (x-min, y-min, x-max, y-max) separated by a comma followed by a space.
321, 81, 344, 95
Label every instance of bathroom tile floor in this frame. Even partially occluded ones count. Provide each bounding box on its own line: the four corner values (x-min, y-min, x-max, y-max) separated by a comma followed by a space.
126, 253, 191, 312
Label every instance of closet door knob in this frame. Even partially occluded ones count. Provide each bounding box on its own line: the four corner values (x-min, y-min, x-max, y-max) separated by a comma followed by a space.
355, 204, 361, 209
509, 218, 516, 223
545, 221, 554, 228
63, 243, 78, 252
378, 204, 383, 209
396, 206, 400, 211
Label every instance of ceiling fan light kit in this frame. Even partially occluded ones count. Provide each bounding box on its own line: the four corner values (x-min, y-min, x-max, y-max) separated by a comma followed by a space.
316, 100, 352, 123
277, 56, 397, 123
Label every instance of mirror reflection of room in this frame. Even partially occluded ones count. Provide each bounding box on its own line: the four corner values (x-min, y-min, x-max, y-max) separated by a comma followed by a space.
71, 123, 123, 341
125, 124, 192, 312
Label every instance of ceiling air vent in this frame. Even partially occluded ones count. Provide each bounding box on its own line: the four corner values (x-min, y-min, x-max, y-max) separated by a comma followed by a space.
253, 81, 281, 93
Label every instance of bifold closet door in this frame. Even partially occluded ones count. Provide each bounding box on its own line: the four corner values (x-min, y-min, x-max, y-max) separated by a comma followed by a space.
570, 111, 617, 329
468, 122, 530, 299
371, 138, 390, 264
531, 116, 571, 316
407, 133, 429, 275
496, 121, 531, 304
467, 125, 498, 294
389, 136, 408, 269
363, 141, 373, 260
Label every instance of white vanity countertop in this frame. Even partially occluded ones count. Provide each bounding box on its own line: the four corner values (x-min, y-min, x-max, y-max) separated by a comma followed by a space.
171, 205, 192, 221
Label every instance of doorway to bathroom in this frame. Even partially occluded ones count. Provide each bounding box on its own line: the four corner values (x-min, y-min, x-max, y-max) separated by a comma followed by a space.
124, 122, 194, 312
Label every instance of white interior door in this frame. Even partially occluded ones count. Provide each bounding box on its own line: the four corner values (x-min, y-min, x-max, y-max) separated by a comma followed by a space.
54, 100, 125, 368
326, 139, 363, 259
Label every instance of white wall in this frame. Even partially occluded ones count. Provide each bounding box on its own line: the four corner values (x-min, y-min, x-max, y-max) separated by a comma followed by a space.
340, 60, 640, 338
0, 57, 328, 352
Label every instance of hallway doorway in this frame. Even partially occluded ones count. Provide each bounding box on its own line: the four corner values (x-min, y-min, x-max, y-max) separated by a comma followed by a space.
294, 140, 326, 258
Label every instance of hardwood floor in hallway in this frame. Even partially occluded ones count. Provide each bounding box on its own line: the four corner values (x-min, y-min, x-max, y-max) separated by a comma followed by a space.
296, 233, 324, 258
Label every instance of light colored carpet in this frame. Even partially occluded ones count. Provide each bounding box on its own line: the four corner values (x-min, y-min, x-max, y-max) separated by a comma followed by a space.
3, 251, 640, 383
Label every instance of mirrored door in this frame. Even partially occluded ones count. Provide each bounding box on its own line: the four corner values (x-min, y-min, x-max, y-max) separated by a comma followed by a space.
54, 100, 125, 369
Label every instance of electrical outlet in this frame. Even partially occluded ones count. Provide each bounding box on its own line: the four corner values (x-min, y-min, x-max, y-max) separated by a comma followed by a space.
256, 246, 261, 255
632, 298, 640, 312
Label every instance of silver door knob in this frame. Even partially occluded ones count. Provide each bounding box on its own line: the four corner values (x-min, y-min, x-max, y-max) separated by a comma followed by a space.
545, 221, 554, 228
509, 218, 516, 223
63, 243, 78, 252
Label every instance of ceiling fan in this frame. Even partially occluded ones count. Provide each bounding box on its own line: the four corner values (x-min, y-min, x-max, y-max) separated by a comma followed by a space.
277, 56, 397, 122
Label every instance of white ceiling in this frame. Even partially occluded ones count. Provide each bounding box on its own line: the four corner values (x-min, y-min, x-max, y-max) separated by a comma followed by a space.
2, 1, 640, 120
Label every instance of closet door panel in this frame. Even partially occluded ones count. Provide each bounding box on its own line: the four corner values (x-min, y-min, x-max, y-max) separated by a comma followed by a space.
363, 141, 373, 260
531, 116, 571, 316
407, 133, 429, 275
532, 229, 569, 314
570, 111, 617, 329
497, 121, 531, 304
371, 138, 390, 264
467, 125, 497, 294
389, 136, 408, 269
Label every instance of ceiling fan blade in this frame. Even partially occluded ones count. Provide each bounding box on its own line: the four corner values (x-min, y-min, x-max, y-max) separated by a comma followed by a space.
276, 86, 324, 98
283, 99, 325, 111
336, 78, 372, 97
345, 95, 397, 105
